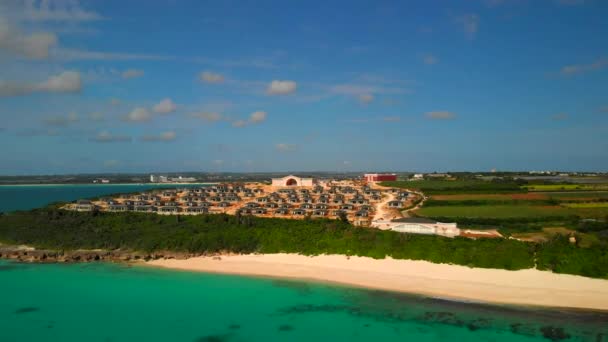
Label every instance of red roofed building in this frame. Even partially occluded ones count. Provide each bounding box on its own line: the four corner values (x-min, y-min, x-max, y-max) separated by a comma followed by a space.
364, 173, 397, 182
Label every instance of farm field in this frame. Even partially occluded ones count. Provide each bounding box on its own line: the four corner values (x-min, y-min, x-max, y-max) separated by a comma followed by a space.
562, 202, 608, 208
380, 180, 522, 194
545, 191, 608, 201
523, 184, 608, 192
431, 193, 549, 201
414, 205, 574, 219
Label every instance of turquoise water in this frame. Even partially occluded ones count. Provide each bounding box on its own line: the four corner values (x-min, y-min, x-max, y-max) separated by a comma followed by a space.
1, 185, 607, 341
0, 184, 209, 212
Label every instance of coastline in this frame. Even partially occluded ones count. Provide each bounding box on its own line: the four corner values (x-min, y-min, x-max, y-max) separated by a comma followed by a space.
148, 253, 608, 311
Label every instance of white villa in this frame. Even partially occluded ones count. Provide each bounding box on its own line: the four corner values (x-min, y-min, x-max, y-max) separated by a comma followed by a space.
271, 175, 314, 187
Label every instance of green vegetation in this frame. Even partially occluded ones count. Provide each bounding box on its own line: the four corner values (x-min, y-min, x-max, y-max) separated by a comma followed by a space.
380, 179, 524, 194
1, 208, 607, 278
415, 205, 574, 219
0, 208, 535, 270
524, 184, 608, 192
536, 235, 608, 278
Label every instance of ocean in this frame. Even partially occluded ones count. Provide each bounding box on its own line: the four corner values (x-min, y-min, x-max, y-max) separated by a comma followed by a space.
0, 185, 607, 341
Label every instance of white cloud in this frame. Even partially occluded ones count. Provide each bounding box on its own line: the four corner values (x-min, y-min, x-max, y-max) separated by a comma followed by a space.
358, 94, 374, 104
124, 107, 151, 122
455, 14, 479, 40
52, 48, 172, 61
276, 143, 297, 152
0, 19, 58, 59
232, 120, 248, 128
2, 71, 83, 97
423, 54, 438, 65
267, 80, 297, 95
199, 71, 224, 83
141, 131, 176, 142
560, 57, 608, 76
425, 111, 456, 120
192, 112, 223, 122
249, 111, 267, 123
232, 111, 268, 127
91, 131, 131, 143
121, 69, 144, 79
153, 98, 177, 114
38, 71, 81, 92
23, 0, 103, 22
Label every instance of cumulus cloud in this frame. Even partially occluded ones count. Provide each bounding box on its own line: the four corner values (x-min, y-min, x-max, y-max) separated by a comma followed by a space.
455, 14, 479, 40
266, 80, 297, 95
0, 71, 81, 97
141, 131, 176, 142
231, 120, 248, 128
192, 112, 223, 122
276, 143, 297, 152
42, 111, 78, 126
153, 98, 177, 114
249, 111, 267, 123
121, 69, 144, 79
124, 107, 151, 122
91, 131, 131, 143
560, 57, 608, 76
199, 71, 224, 83
358, 93, 374, 104
232, 111, 268, 127
425, 111, 456, 120
0, 20, 58, 59
423, 54, 438, 65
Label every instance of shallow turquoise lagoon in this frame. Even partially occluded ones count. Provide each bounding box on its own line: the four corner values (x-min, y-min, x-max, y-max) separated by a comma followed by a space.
0, 260, 607, 342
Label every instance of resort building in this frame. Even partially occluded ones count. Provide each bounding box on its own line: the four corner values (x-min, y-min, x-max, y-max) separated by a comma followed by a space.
271, 175, 314, 187
388, 218, 460, 238
364, 173, 397, 182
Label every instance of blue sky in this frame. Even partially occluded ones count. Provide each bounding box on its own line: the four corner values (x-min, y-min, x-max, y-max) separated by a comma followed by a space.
0, 0, 607, 174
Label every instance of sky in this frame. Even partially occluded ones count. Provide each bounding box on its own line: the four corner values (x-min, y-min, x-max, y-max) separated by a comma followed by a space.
0, 0, 607, 175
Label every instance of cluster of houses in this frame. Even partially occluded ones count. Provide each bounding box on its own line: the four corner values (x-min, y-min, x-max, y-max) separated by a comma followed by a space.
70, 181, 411, 227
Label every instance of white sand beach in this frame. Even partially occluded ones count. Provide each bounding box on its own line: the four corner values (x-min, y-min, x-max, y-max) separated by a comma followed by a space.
148, 253, 608, 311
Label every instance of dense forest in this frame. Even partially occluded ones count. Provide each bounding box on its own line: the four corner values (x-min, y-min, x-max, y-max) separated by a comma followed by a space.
1, 208, 607, 278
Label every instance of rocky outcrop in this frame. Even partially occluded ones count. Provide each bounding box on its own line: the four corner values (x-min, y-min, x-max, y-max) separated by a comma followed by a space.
0, 245, 196, 263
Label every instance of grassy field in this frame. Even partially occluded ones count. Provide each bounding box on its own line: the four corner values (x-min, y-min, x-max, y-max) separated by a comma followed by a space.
546, 191, 608, 201
523, 184, 608, 192
562, 203, 608, 208
431, 193, 549, 201
511, 227, 601, 248
415, 205, 574, 219
380, 180, 522, 194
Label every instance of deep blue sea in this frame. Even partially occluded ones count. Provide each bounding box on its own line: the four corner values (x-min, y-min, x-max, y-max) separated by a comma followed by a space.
1, 185, 607, 341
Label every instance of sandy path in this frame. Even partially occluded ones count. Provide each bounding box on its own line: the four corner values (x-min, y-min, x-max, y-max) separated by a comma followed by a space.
148, 253, 608, 311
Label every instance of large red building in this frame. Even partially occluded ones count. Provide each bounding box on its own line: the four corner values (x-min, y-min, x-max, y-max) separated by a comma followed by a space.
364, 173, 397, 182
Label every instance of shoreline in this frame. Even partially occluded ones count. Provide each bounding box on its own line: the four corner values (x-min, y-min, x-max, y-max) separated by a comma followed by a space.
148, 253, 608, 312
